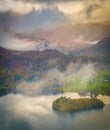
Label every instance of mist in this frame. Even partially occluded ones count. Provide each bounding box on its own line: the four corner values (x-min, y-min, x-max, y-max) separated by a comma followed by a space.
0, 93, 82, 130
16, 63, 96, 95
0, 93, 110, 130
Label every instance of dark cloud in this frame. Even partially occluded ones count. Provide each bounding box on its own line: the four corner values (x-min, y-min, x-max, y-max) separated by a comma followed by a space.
26, 0, 105, 2
85, 3, 102, 18
12, 8, 68, 32
0, 11, 22, 43
0, 11, 18, 38
0, 11, 22, 49
12, 0, 98, 4
37, 0, 74, 1
0, 12, 13, 31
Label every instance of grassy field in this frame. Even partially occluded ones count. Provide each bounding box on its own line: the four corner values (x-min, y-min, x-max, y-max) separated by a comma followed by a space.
59, 69, 110, 96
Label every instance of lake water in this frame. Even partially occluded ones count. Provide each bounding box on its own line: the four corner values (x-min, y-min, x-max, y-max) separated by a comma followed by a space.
0, 93, 110, 130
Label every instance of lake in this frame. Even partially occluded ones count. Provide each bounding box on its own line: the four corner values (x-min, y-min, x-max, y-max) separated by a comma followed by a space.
0, 93, 110, 130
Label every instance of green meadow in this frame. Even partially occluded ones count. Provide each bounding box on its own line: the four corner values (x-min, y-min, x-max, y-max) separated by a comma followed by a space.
60, 69, 110, 96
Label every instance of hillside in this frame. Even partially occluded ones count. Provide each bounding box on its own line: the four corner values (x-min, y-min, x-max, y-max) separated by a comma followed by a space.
0, 47, 75, 70
0, 47, 76, 93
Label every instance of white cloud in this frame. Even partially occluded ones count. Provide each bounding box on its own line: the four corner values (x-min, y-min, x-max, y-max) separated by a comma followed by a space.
57, 1, 84, 16
11, 1, 33, 14
56, 0, 110, 23
0, 34, 38, 51
0, 0, 42, 14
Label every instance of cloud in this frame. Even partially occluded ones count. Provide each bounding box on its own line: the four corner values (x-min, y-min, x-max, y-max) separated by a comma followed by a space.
55, 0, 110, 23
0, 32, 65, 51
0, 0, 42, 14
0, 92, 81, 130
0, 7, 68, 50
0, 34, 38, 51
85, 3, 101, 18
89, 0, 110, 22
11, 8, 67, 32
0, 0, 109, 24
35, 0, 110, 23
0, 0, 110, 50
0, 11, 17, 35
0, 0, 110, 34
0, 92, 109, 130
57, 1, 84, 16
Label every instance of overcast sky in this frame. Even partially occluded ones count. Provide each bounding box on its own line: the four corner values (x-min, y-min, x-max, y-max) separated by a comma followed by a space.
0, 0, 110, 51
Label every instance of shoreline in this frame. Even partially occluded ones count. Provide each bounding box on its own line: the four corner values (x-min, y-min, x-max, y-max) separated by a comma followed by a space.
0, 92, 110, 105
54, 92, 110, 105
97, 95, 110, 104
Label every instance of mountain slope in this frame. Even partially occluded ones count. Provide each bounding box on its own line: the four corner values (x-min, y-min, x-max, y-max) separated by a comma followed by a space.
93, 37, 110, 51
0, 47, 75, 70
73, 37, 110, 62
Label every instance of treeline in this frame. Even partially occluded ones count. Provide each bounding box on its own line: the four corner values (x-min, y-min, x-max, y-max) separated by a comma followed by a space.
53, 97, 105, 112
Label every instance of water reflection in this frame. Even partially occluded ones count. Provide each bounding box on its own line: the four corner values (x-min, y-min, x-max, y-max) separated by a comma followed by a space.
53, 106, 104, 118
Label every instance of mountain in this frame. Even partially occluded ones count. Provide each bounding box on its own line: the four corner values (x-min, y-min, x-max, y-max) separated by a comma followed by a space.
71, 37, 110, 63
15, 22, 110, 50
1, 36, 110, 69
35, 39, 68, 53
0, 37, 110, 71
92, 37, 110, 51
0, 46, 76, 70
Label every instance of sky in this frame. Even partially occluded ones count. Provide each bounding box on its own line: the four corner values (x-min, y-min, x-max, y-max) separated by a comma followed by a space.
0, 0, 110, 51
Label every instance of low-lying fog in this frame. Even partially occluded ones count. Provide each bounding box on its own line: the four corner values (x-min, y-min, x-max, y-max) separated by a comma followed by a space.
0, 93, 110, 130
16, 63, 96, 95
